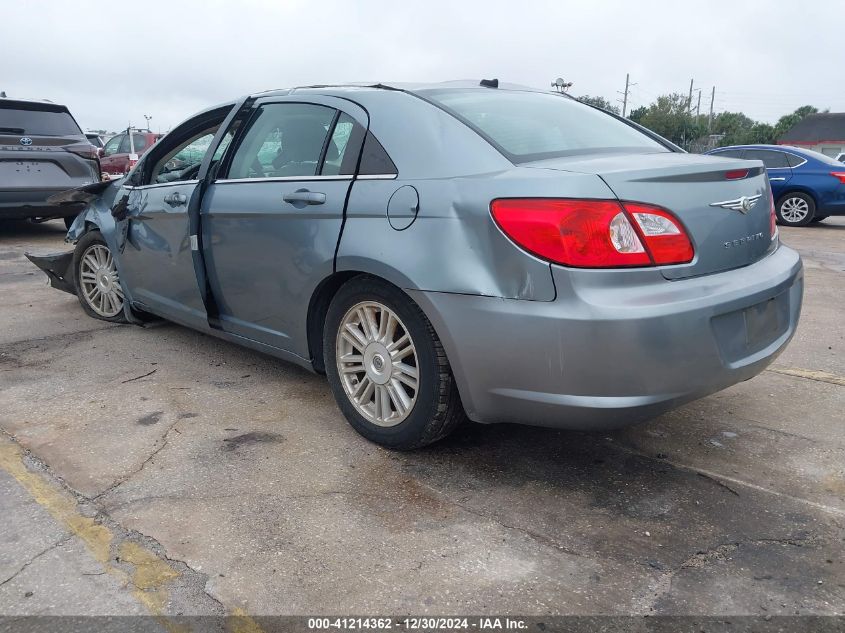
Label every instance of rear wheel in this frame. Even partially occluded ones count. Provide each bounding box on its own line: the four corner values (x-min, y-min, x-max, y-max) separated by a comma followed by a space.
776, 192, 815, 226
324, 276, 465, 449
72, 231, 127, 323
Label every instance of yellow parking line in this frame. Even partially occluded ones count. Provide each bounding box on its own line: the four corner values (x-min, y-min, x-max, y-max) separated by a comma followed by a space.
767, 366, 845, 387
0, 436, 265, 633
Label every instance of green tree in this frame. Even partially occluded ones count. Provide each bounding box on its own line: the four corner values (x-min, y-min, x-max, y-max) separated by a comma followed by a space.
577, 95, 620, 114
773, 105, 819, 141
628, 106, 648, 124
634, 93, 704, 147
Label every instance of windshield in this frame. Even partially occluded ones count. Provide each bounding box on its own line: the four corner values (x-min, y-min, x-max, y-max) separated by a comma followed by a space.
420, 89, 669, 163
0, 104, 82, 136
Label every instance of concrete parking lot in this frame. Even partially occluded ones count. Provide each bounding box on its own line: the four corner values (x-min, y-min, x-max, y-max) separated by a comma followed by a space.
0, 218, 843, 623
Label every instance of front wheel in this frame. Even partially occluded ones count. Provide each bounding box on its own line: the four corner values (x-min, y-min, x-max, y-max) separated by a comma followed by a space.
776, 192, 815, 227
324, 276, 465, 450
72, 230, 127, 323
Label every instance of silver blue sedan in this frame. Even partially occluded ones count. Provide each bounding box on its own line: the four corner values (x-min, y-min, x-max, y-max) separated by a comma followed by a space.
30, 81, 803, 449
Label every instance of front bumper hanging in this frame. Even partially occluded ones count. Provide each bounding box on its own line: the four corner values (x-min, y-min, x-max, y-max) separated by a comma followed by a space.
25, 251, 76, 295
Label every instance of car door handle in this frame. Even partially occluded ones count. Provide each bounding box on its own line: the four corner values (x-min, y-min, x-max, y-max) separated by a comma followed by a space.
283, 190, 326, 206
163, 192, 187, 206
769, 177, 786, 181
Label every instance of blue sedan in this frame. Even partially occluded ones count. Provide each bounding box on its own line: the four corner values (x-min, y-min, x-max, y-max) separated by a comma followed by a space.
707, 144, 845, 226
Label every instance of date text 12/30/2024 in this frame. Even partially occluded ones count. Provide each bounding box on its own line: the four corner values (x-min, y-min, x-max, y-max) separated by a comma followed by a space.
307, 617, 528, 630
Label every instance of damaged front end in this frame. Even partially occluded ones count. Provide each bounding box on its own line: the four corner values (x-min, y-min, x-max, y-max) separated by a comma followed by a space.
25, 179, 124, 297
25, 251, 75, 295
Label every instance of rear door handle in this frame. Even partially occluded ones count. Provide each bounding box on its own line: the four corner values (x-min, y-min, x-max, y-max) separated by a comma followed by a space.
163, 192, 187, 206
283, 189, 326, 206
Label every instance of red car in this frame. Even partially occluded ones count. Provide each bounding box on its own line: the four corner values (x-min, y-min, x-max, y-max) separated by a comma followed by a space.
99, 130, 160, 178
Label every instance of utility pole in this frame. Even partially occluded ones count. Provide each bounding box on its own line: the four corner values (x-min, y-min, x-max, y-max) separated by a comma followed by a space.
617, 73, 636, 117
696, 90, 702, 118
708, 86, 716, 133
687, 79, 694, 116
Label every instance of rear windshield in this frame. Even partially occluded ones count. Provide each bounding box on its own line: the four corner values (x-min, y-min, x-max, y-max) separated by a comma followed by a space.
794, 147, 845, 167
420, 89, 668, 163
0, 104, 82, 136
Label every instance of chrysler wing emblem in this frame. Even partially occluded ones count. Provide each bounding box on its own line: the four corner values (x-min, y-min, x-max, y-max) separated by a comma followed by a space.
709, 194, 761, 215
19, 137, 32, 146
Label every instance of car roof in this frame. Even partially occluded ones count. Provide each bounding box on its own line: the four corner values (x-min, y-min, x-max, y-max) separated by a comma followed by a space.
250, 80, 543, 100
0, 97, 71, 112
711, 144, 808, 153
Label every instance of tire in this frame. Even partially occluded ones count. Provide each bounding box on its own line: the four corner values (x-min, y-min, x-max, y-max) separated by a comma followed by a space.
72, 230, 128, 323
776, 192, 815, 227
323, 276, 465, 450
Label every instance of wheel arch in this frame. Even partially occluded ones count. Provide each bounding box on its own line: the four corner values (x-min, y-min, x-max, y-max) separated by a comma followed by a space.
306, 266, 430, 374
776, 187, 818, 207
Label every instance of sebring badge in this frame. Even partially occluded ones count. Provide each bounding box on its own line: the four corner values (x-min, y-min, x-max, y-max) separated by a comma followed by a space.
709, 194, 761, 214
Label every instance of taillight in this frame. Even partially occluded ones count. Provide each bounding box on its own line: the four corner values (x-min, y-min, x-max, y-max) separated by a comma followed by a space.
725, 169, 749, 180
490, 199, 694, 268
64, 143, 99, 160
768, 188, 778, 240
830, 172, 845, 184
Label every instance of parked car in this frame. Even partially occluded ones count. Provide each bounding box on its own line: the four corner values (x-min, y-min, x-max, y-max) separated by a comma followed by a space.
99, 130, 160, 178
0, 98, 100, 227
706, 144, 845, 226
85, 133, 105, 150
28, 81, 803, 449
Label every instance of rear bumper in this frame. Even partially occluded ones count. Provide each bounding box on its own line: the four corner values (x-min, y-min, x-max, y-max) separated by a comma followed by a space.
409, 244, 803, 430
0, 189, 83, 219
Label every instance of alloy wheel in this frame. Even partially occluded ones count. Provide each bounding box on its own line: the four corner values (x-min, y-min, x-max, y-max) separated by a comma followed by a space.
336, 301, 419, 427
780, 197, 809, 223
78, 244, 124, 318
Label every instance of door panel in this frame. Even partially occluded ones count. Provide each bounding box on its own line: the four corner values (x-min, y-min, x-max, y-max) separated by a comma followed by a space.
201, 97, 368, 356
119, 181, 207, 327
202, 178, 350, 351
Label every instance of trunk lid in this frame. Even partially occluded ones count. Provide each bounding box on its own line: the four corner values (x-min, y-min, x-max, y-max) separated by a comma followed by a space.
526, 152, 773, 279
0, 133, 95, 189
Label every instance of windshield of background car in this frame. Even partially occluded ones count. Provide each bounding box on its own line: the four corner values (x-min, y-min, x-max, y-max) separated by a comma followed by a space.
0, 104, 82, 136
420, 89, 668, 163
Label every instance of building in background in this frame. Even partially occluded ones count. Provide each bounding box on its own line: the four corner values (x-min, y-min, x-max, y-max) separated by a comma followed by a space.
778, 113, 845, 157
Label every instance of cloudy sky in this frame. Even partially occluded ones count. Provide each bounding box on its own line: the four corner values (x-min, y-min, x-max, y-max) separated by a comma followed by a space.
4, 0, 841, 133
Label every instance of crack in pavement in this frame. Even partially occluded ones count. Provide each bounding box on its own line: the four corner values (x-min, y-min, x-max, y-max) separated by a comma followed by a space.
0, 534, 74, 589
611, 442, 845, 519
90, 418, 183, 503
767, 366, 845, 387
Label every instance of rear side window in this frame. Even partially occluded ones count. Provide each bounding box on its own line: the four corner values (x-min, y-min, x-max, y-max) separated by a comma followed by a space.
744, 149, 789, 169
421, 89, 667, 163
712, 149, 744, 159
784, 153, 805, 168
359, 131, 397, 175
0, 104, 82, 136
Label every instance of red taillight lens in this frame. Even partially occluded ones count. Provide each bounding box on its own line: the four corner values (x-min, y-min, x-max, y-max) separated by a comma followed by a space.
725, 169, 749, 180
490, 199, 694, 268
64, 143, 99, 160
830, 171, 845, 184
769, 188, 778, 240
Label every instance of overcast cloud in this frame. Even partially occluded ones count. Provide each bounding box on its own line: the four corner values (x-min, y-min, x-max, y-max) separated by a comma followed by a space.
3, 0, 841, 133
